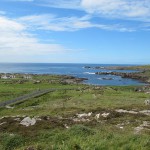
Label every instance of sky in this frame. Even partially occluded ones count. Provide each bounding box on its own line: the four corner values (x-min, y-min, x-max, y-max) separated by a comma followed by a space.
0, 0, 150, 64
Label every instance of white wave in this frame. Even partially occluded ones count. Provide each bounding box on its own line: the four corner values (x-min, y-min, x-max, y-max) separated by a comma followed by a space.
98, 78, 103, 80
84, 72, 95, 75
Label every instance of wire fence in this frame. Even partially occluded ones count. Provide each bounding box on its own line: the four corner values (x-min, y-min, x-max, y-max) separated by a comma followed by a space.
0, 88, 78, 107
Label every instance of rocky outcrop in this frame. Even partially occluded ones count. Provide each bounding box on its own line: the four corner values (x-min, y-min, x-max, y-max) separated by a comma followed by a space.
84, 66, 91, 69
84, 66, 105, 69
135, 86, 150, 93
95, 71, 150, 83
101, 77, 113, 80
60, 76, 88, 84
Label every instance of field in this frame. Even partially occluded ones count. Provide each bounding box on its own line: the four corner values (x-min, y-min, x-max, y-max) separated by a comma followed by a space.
0, 73, 150, 150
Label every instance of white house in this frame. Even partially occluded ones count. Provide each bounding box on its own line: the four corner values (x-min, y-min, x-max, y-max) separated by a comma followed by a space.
1, 74, 16, 79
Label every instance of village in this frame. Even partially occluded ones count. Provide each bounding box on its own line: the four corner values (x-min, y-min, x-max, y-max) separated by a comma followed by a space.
0, 74, 32, 80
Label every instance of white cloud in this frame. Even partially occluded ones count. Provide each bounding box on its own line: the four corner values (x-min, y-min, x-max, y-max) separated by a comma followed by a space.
0, 16, 71, 61
18, 14, 134, 32
39, 0, 81, 9
81, 0, 150, 21
4, 0, 150, 22
0, 16, 25, 31
19, 14, 93, 31
34, 0, 150, 22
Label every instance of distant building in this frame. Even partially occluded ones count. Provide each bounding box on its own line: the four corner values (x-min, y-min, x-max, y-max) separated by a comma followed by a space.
1, 74, 16, 79
10, 75, 16, 79
1, 74, 9, 79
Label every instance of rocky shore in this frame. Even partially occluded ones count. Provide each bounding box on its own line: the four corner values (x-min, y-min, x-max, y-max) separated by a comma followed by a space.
84, 65, 150, 84
0, 73, 87, 85
60, 75, 88, 84
95, 71, 150, 84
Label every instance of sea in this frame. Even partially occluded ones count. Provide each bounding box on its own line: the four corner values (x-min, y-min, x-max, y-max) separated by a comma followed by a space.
0, 63, 145, 86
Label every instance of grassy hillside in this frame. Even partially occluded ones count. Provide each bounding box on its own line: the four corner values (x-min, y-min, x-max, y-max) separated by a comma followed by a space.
0, 74, 150, 150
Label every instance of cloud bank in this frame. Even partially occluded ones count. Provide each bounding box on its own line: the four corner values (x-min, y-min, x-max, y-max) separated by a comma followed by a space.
0, 15, 71, 62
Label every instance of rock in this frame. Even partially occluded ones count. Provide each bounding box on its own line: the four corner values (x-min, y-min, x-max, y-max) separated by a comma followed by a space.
116, 124, 124, 129
116, 109, 150, 116
101, 113, 110, 118
33, 80, 41, 84
42, 116, 50, 120
115, 109, 138, 114
18, 80, 24, 84
95, 113, 100, 120
61, 76, 87, 84
134, 126, 144, 134
84, 66, 91, 69
61, 79, 75, 84
20, 117, 36, 127
102, 77, 113, 80
134, 121, 150, 134
88, 112, 92, 116
145, 91, 150, 94
76, 112, 92, 118
5, 105, 14, 109
142, 121, 150, 127
146, 79, 150, 83
64, 124, 69, 129
14, 118, 20, 121
0, 117, 4, 120
139, 110, 150, 116
144, 99, 150, 105
73, 118, 90, 122
0, 122, 6, 126
135, 86, 150, 92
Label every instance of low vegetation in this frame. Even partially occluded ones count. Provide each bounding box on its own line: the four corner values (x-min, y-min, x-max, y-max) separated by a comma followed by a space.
0, 70, 150, 150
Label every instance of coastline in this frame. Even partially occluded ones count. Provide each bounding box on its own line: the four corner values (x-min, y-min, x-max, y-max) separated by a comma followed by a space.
85, 65, 150, 85
0, 63, 149, 86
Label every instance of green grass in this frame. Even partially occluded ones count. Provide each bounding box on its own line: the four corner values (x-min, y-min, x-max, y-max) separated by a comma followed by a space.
108, 65, 150, 71
1, 124, 149, 150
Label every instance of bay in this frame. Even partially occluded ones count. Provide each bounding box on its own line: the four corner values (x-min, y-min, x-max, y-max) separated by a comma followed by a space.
0, 63, 145, 86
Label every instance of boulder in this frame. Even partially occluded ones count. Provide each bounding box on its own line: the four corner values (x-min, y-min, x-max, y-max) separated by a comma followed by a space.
20, 117, 36, 127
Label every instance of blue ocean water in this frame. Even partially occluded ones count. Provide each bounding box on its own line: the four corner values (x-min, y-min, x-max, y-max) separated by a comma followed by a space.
0, 63, 145, 86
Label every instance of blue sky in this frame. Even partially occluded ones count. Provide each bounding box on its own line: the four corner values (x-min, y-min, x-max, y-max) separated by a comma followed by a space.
0, 0, 150, 64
